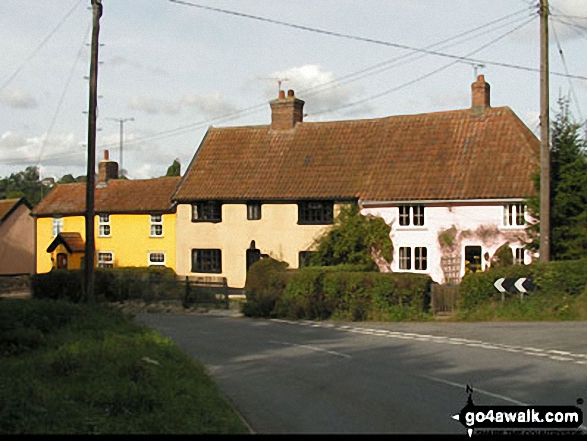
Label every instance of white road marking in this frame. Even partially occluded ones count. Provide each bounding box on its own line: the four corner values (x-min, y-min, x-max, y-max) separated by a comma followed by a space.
269, 319, 587, 366
422, 375, 527, 405
268, 340, 352, 359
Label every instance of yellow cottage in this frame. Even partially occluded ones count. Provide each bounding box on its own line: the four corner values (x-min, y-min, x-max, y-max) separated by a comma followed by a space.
32, 152, 181, 273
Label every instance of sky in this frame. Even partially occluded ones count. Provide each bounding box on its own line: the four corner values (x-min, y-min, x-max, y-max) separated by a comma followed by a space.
1, 0, 586, 181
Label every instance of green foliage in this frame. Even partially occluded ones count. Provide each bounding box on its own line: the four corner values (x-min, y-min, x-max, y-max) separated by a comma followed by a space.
31, 267, 181, 303
165, 159, 181, 177
457, 257, 587, 316
242, 258, 291, 317
527, 98, 587, 260
275, 267, 431, 321
0, 166, 46, 205
308, 203, 392, 269
437, 226, 457, 249
490, 242, 514, 268
0, 300, 248, 434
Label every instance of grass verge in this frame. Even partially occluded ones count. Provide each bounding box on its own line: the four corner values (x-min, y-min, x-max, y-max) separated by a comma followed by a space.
0, 298, 249, 434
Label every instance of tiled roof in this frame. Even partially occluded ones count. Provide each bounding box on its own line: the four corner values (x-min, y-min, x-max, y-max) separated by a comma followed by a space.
47, 232, 85, 253
174, 107, 539, 202
32, 176, 181, 217
0, 198, 31, 223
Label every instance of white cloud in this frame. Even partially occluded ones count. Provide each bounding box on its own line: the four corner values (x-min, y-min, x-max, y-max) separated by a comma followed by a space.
128, 92, 236, 118
268, 65, 376, 119
105, 56, 169, 77
181, 92, 237, 117
0, 89, 38, 109
430, 91, 469, 109
128, 95, 182, 115
0, 131, 85, 178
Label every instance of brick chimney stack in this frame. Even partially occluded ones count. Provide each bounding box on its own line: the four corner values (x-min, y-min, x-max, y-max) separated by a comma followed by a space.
98, 150, 119, 184
270, 89, 305, 130
471, 74, 490, 112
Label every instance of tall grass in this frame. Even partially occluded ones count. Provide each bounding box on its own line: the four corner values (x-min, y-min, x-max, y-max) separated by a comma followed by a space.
0, 299, 248, 434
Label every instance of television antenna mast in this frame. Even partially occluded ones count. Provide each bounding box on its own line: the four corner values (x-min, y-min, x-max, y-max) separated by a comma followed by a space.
259, 77, 290, 95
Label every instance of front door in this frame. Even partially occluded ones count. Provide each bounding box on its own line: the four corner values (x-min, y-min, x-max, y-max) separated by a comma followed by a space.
246, 241, 261, 272
56, 253, 68, 270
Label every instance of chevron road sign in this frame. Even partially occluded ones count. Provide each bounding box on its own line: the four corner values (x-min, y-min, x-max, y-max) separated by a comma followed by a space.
494, 277, 535, 299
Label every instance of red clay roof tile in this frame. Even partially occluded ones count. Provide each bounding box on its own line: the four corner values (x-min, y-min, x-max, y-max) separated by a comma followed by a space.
174, 106, 539, 202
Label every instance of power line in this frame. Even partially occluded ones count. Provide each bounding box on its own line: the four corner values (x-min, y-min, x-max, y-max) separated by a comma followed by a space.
0, 0, 84, 93
169, 0, 587, 82
36, 20, 93, 176
550, 20, 583, 121
312, 16, 537, 116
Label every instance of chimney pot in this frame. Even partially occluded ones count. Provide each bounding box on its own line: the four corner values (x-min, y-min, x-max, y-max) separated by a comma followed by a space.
278, 89, 285, 99
471, 74, 490, 111
98, 149, 118, 183
270, 90, 305, 130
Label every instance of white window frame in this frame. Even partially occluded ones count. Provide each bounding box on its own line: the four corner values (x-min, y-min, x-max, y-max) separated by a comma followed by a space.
414, 247, 428, 271
398, 205, 425, 227
98, 214, 111, 237
503, 203, 526, 227
52, 217, 63, 237
399, 247, 411, 270
513, 247, 525, 265
97, 251, 114, 268
150, 214, 163, 237
148, 251, 166, 266
398, 246, 428, 272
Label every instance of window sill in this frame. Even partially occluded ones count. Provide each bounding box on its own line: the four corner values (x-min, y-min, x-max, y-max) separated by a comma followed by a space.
395, 227, 428, 232
149, 235, 165, 238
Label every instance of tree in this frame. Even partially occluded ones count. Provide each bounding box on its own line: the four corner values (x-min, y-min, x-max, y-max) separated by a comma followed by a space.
165, 159, 181, 177
527, 98, 587, 260
0, 166, 45, 205
308, 203, 393, 269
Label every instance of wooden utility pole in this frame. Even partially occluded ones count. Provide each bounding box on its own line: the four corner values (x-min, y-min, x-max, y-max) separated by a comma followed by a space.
540, 0, 550, 263
84, 0, 103, 303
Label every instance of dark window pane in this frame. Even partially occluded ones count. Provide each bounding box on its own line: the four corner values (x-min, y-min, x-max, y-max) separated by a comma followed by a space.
298, 201, 333, 225
247, 202, 262, 220
191, 249, 222, 273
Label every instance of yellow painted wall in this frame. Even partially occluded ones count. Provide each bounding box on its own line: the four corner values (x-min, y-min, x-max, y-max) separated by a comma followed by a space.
175, 203, 343, 288
36, 213, 176, 273
51, 243, 83, 270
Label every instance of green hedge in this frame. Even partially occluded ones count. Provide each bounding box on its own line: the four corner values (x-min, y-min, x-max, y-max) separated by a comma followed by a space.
274, 267, 431, 321
242, 258, 292, 318
31, 267, 180, 303
458, 258, 587, 312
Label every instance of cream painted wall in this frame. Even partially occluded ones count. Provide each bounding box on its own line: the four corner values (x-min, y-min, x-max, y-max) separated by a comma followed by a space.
36, 213, 176, 273
0, 204, 35, 275
362, 202, 532, 284
175, 203, 338, 288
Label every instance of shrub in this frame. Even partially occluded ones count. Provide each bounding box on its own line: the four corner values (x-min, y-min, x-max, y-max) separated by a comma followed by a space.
308, 203, 392, 269
276, 267, 431, 321
242, 258, 291, 318
457, 257, 587, 315
31, 267, 181, 303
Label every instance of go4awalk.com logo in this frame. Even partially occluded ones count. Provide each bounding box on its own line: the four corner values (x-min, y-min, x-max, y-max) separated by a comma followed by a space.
452, 385, 584, 437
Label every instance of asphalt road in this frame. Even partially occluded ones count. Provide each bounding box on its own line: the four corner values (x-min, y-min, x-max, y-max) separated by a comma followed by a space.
136, 313, 587, 435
